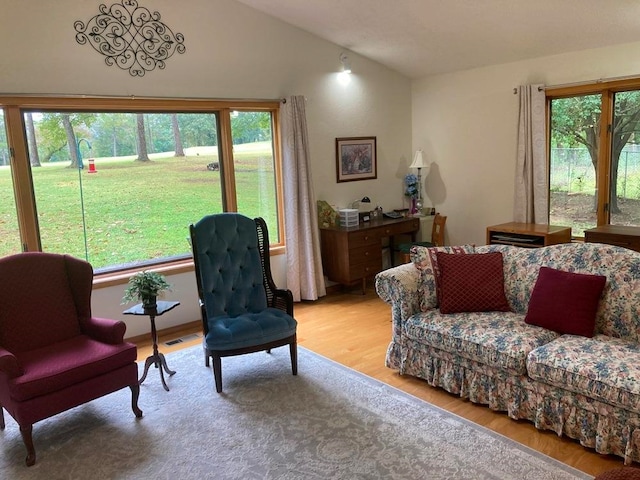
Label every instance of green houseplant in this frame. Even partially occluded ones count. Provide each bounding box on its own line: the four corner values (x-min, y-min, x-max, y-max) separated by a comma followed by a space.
122, 271, 171, 309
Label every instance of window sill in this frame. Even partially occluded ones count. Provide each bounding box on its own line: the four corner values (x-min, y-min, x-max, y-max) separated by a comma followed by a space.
94, 245, 286, 289
93, 259, 195, 290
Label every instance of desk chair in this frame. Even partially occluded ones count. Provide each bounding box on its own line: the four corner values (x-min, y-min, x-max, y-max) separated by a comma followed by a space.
398, 213, 447, 263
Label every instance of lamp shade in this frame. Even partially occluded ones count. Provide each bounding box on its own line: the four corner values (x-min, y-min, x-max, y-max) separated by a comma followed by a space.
410, 150, 427, 169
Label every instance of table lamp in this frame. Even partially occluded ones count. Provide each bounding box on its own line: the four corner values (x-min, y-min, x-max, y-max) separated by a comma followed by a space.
409, 150, 429, 216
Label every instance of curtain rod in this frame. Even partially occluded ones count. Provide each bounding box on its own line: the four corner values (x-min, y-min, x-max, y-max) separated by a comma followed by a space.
0, 92, 283, 103
512, 86, 545, 94
513, 72, 640, 94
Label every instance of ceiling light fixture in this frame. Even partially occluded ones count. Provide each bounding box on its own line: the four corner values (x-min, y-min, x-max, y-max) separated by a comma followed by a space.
339, 53, 351, 74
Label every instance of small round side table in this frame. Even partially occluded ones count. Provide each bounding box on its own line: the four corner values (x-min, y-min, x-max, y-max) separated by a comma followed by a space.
123, 300, 179, 391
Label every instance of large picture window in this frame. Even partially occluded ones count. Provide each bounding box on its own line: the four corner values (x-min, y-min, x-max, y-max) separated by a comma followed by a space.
1, 97, 283, 274
0, 109, 22, 256
548, 80, 640, 237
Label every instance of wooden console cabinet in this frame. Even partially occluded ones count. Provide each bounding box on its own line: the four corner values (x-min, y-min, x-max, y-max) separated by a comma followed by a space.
486, 222, 572, 248
584, 225, 640, 253
320, 217, 420, 293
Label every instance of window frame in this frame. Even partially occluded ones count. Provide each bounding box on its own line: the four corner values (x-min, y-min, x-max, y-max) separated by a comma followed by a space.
546, 77, 640, 236
1, 95, 286, 278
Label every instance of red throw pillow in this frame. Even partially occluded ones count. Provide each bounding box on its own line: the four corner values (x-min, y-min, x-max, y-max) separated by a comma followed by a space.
412, 245, 475, 309
436, 251, 511, 314
524, 266, 606, 337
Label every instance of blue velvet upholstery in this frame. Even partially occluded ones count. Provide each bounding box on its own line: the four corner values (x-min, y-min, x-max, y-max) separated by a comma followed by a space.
192, 213, 268, 318
190, 213, 298, 391
207, 309, 297, 350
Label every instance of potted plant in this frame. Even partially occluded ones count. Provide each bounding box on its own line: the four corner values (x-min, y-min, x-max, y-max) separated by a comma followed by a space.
122, 271, 171, 309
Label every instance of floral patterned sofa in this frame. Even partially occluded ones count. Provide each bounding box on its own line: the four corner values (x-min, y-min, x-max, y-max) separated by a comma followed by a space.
375, 242, 640, 463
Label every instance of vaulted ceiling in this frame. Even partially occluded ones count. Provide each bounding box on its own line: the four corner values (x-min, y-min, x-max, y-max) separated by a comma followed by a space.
236, 0, 640, 79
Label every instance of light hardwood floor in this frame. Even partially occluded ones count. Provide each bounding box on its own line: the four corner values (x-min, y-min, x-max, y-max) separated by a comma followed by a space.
134, 287, 624, 477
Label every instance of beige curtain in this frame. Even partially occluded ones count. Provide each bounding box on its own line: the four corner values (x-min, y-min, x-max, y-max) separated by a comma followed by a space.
514, 84, 548, 223
281, 96, 326, 301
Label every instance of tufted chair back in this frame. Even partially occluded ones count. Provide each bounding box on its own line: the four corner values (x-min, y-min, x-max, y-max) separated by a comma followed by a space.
190, 213, 268, 320
189, 213, 298, 393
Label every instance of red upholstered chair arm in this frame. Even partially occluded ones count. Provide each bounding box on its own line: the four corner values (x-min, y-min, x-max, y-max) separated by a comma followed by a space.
79, 316, 127, 345
0, 346, 23, 378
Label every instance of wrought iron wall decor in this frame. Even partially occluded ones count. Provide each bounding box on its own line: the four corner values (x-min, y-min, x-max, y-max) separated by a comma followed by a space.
74, 0, 185, 77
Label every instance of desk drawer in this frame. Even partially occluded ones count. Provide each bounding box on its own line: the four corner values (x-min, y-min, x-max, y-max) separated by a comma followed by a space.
348, 230, 381, 248
379, 219, 420, 237
348, 259, 382, 281
349, 245, 382, 266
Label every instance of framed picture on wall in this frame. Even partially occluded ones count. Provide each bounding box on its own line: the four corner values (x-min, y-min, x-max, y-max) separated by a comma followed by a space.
335, 136, 377, 183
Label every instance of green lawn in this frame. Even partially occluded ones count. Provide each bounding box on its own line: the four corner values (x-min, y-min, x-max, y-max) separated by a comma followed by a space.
0, 144, 278, 271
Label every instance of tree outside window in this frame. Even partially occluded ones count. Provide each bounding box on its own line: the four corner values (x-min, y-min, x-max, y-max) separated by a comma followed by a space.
548, 84, 640, 237
0, 98, 282, 273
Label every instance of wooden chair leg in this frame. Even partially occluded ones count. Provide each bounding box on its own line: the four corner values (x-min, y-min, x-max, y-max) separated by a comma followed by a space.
213, 355, 223, 393
19, 424, 35, 466
204, 344, 210, 367
0, 405, 5, 430
130, 384, 143, 418
290, 341, 298, 376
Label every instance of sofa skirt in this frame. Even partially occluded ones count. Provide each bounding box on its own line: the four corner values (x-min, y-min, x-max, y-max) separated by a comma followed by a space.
391, 339, 640, 464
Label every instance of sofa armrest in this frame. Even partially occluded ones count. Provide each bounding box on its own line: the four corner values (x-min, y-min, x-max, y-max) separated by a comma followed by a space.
375, 263, 424, 342
0, 346, 23, 378
79, 316, 126, 345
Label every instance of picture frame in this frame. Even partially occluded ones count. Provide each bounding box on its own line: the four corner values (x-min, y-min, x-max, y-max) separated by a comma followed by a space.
335, 136, 377, 183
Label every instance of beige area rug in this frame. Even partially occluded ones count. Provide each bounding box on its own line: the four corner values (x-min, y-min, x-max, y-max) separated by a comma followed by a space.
0, 345, 592, 479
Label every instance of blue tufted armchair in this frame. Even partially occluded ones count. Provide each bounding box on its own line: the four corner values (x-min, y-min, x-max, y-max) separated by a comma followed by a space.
189, 213, 298, 392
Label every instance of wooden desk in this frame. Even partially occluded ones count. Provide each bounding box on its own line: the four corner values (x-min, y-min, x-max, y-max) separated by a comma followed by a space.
584, 225, 640, 253
320, 217, 420, 293
486, 222, 572, 247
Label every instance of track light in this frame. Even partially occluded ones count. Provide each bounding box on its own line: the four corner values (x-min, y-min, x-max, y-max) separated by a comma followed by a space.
339, 53, 351, 74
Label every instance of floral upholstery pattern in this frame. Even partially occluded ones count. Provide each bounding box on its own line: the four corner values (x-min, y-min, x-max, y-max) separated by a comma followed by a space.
404, 310, 558, 374
375, 242, 640, 464
528, 334, 640, 411
476, 243, 640, 340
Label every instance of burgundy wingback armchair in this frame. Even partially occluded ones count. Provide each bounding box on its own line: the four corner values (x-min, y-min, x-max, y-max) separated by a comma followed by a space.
0, 252, 142, 466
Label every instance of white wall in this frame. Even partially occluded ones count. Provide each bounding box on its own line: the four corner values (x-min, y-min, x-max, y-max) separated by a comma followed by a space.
9, 0, 639, 338
0, 0, 412, 338
412, 40, 640, 247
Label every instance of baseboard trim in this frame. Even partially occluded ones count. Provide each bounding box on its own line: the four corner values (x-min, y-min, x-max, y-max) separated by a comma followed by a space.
126, 319, 201, 344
